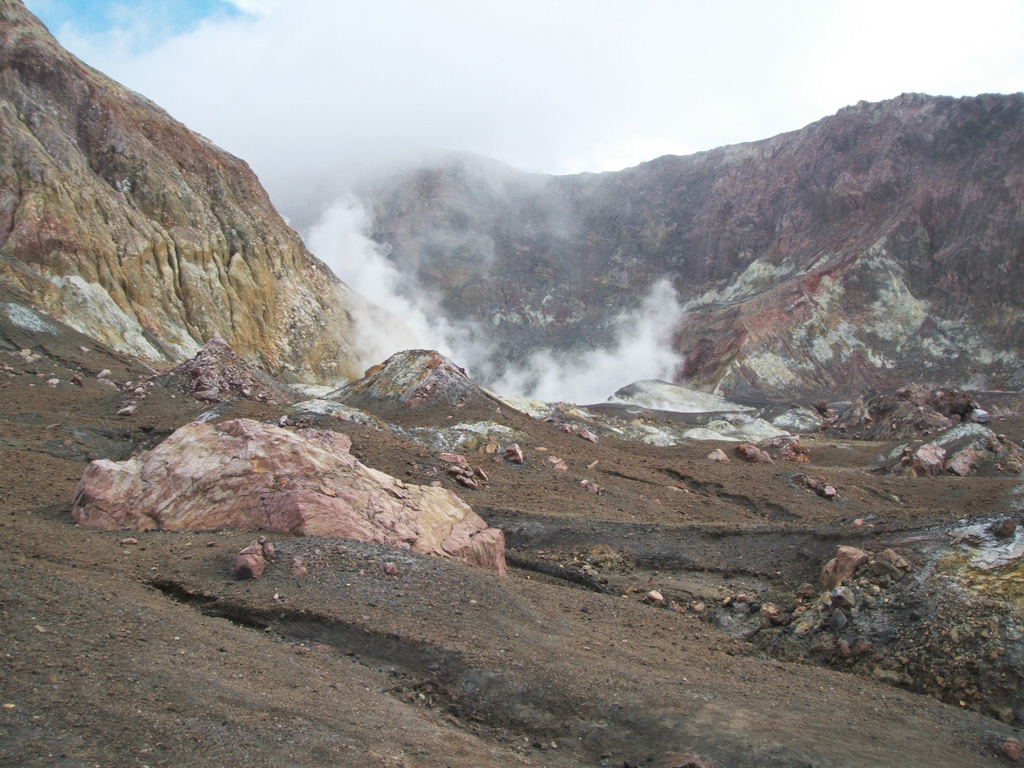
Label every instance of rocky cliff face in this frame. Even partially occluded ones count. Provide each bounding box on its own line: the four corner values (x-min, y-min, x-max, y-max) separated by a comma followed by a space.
363, 94, 1024, 397
0, 0, 383, 383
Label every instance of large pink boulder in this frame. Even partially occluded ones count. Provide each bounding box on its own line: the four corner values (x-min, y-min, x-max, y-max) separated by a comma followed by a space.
71, 419, 506, 573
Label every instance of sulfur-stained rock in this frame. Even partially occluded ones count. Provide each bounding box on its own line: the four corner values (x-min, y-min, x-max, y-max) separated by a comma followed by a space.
71, 418, 506, 573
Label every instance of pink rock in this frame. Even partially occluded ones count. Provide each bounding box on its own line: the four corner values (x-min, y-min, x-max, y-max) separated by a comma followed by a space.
438, 452, 469, 468
706, 449, 730, 463
233, 542, 265, 579
548, 456, 568, 471
1001, 738, 1023, 762
384, 561, 399, 575
945, 446, 986, 476
911, 443, 946, 476
644, 590, 665, 606
734, 443, 774, 463
71, 418, 506, 573
504, 443, 525, 463
819, 545, 870, 590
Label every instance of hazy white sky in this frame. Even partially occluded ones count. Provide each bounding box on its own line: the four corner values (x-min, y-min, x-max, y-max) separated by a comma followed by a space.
24, 1, 1024, 190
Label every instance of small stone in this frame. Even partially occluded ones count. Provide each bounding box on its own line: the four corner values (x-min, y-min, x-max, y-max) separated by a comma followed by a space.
503, 443, 525, 463
706, 448, 730, 463
117, 405, 136, 416
1001, 738, 1023, 761
384, 561, 400, 576
830, 586, 856, 610
990, 520, 1017, 539
644, 590, 665, 606
992, 705, 1016, 725
971, 409, 991, 424
46, 378, 59, 387
852, 637, 873, 657
119, 538, 139, 546
796, 583, 818, 599
257, 536, 275, 561
233, 542, 265, 579
829, 608, 848, 631
70, 374, 84, 386
96, 369, 111, 380
734, 443, 774, 464
291, 557, 307, 577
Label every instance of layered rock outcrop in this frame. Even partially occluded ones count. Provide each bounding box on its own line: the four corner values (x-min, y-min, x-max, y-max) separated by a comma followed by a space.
70, 418, 506, 573
362, 94, 1024, 396
0, 1, 387, 383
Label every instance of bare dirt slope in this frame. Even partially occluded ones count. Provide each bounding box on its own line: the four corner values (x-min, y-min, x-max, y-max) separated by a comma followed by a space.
3, 307, 1024, 767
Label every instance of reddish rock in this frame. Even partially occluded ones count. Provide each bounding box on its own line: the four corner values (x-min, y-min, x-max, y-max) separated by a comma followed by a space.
1001, 738, 1023, 762
819, 546, 870, 589
762, 436, 810, 462
384, 561, 400, 576
734, 443, 774, 464
71, 418, 506, 573
257, 536, 275, 561
504, 443, 525, 463
438, 452, 470, 468
877, 548, 911, 571
233, 542, 265, 579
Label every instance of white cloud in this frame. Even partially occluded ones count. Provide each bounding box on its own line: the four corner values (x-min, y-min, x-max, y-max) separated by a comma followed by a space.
34, 0, 1024, 205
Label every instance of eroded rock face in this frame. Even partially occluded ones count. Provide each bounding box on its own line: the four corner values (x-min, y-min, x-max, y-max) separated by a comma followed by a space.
70, 418, 506, 573
0, 2, 389, 383
363, 94, 1024, 396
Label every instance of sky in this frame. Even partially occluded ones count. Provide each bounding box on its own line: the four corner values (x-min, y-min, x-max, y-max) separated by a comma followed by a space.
24, 0, 1024, 190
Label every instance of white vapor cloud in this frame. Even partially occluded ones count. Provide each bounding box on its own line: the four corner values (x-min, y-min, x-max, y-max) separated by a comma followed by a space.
304, 201, 466, 366
485, 279, 686, 404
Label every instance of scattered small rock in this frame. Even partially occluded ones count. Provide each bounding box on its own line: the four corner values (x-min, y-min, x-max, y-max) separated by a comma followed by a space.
384, 561, 400, 576
706, 448, 730, 463
734, 443, 773, 464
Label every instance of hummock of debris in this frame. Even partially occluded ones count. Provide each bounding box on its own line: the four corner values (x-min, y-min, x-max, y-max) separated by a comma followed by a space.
824, 384, 979, 440
329, 349, 506, 414
160, 338, 298, 406
71, 418, 506, 573
881, 423, 1024, 477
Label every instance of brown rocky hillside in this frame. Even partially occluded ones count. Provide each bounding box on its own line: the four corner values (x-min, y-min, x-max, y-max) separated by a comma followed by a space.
0, 0, 388, 384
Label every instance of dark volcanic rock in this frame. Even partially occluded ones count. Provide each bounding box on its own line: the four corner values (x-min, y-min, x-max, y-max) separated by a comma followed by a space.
363, 94, 1024, 397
